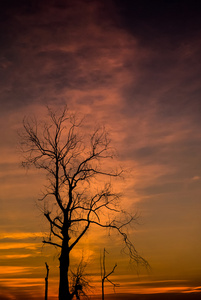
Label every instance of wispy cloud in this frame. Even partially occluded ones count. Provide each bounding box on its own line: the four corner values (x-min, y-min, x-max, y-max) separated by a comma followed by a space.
0, 243, 39, 250
0, 232, 44, 240
0, 254, 31, 259
0, 266, 34, 275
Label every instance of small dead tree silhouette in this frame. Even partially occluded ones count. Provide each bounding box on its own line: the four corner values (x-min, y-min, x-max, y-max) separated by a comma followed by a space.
21, 106, 149, 300
45, 262, 49, 300
101, 248, 119, 300
70, 257, 91, 299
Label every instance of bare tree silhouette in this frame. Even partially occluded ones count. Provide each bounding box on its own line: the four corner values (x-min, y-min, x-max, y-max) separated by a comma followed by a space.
21, 106, 148, 300
101, 248, 119, 300
45, 262, 49, 300
70, 257, 91, 299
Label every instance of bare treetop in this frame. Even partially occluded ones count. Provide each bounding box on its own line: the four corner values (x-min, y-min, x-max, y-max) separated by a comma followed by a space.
21, 106, 148, 300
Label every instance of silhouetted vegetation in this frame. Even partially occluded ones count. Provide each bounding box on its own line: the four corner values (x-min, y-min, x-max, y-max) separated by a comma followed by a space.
45, 262, 49, 300
70, 257, 91, 299
101, 248, 119, 300
21, 106, 148, 300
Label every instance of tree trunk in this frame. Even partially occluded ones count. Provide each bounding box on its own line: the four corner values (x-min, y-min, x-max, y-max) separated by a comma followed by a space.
102, 279, 104, 300
45, 262, 49, 300
59, 236, 71, 300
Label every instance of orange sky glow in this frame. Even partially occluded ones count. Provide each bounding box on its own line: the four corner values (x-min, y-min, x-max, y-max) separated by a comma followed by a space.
1, 0, 201, 299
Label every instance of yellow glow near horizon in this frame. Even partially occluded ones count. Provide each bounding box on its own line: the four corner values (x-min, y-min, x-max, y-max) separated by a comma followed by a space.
0, 243, 39, 250
0, 232, 45, 239
0, 278, 44, 287
0, 266, 33, 274
1, 254, 31, 259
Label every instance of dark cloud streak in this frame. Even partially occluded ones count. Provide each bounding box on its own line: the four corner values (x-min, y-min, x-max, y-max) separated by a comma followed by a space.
113, 0, 201, 46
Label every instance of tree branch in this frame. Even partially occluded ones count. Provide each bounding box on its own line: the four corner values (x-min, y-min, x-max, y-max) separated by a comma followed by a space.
43, 240, 62, 248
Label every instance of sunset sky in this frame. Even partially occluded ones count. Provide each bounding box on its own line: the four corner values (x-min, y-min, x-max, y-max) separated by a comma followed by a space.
1, 0, 201, 299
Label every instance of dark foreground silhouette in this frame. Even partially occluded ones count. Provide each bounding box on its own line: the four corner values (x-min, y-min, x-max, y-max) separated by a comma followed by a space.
1, 292, 201, 300
90, 292, 201, 300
